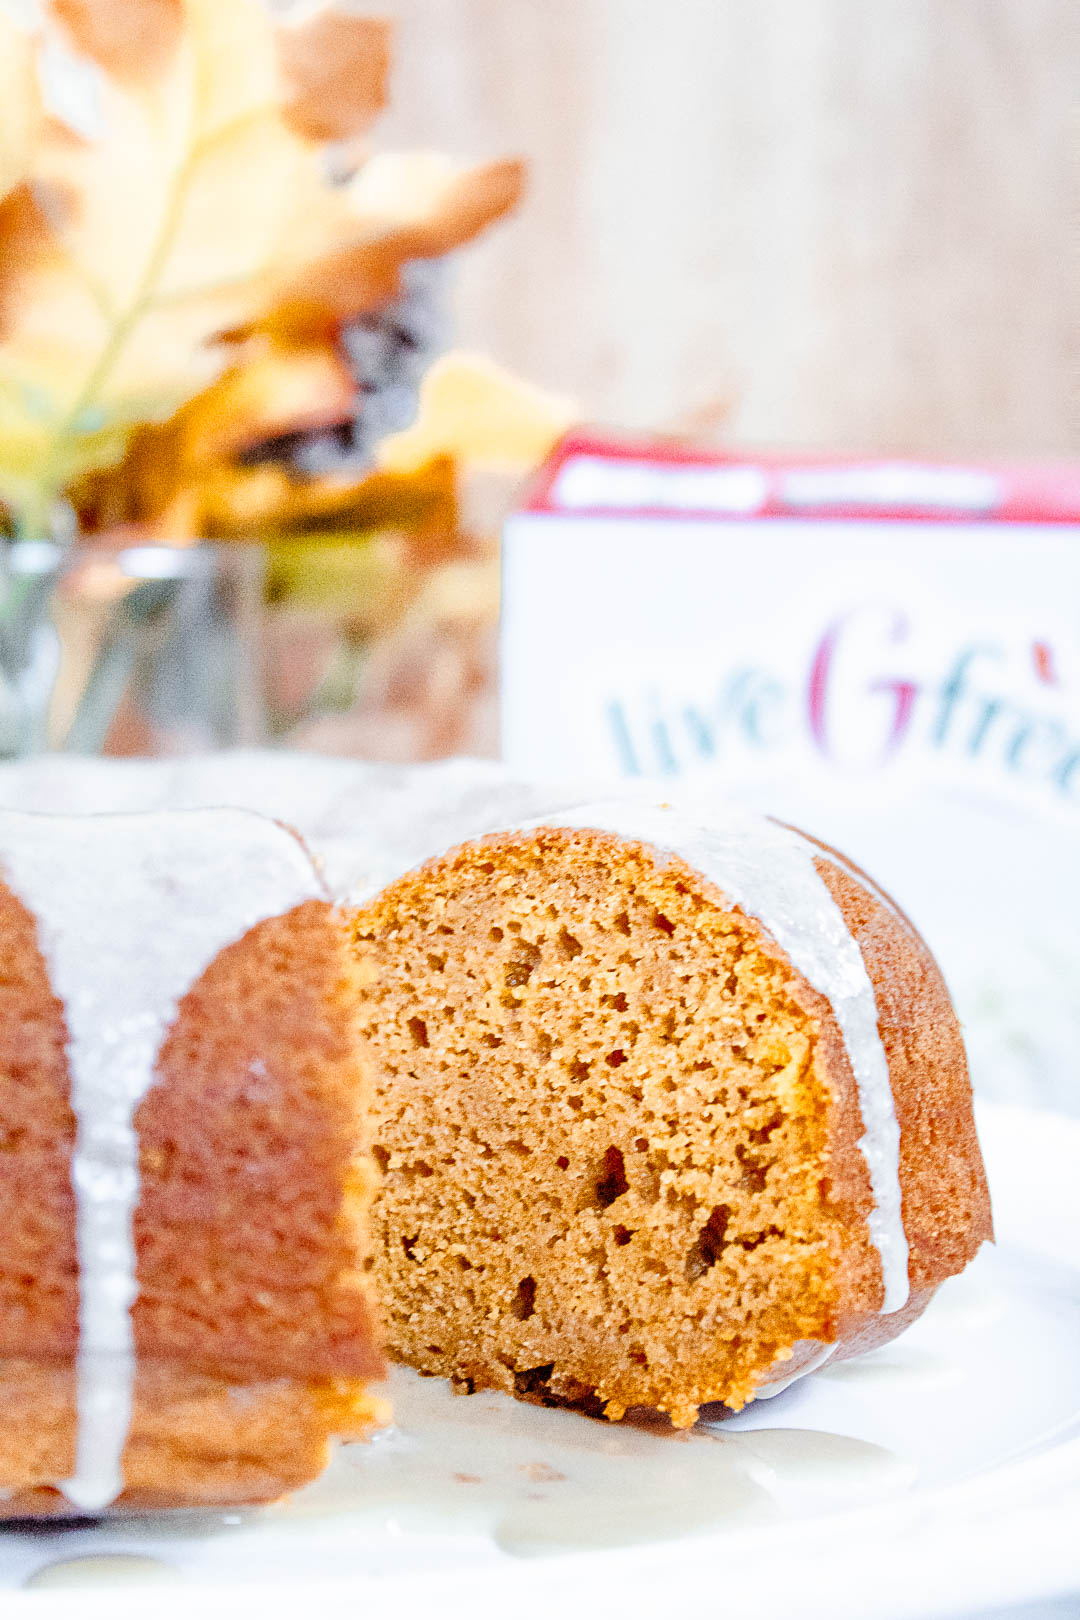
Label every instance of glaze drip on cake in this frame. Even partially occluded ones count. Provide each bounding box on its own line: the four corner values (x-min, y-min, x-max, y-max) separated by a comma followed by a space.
753, 1340, 837, 1398
0, 808, 326, 1512
512, 802, 911, 1314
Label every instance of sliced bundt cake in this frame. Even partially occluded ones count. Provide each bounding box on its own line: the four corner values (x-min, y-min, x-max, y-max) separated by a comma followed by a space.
0, 807, 383, 1515
354, 802, 991, 1426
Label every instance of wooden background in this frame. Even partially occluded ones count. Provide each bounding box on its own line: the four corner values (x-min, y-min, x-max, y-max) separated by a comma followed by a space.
375, 0, 1078, 455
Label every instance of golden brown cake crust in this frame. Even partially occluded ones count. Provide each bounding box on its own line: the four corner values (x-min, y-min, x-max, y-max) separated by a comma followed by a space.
805, 836, 993, 1357
0, 1360, 385, 1517
134, 901, 383, 1385
0, 885, 78, 1368
0, 895, 384, 1511
355, 821, 992, 1425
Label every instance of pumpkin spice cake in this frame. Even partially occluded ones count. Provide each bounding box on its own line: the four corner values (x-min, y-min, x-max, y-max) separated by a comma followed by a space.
0, 758, 993, 1495
354, 802, 992, 1426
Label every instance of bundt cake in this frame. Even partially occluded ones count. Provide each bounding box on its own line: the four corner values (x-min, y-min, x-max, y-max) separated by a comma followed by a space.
0, 757, 993, 1497
354, 801, 992, 1427
0, 807, 383, 1516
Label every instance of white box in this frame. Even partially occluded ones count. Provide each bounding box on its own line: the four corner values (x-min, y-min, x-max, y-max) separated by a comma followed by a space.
502, 434, 1080, 1113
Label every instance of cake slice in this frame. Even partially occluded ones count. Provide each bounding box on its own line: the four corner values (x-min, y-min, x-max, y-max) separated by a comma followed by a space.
0, 807, 383, 1515
354, 802, 992, 1426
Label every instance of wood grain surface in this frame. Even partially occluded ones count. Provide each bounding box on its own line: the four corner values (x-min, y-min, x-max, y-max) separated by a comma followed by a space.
374, 0, 1078, 454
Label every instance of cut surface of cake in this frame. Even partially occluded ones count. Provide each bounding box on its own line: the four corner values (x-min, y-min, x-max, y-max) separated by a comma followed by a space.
0, 807, 383, 1516
354, 802, 992, 1427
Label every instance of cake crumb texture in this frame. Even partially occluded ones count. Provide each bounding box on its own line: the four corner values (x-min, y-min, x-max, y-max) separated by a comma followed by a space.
355, 827, 991, 1426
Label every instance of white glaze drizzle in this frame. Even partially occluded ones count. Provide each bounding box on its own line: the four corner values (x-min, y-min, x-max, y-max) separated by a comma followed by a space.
0, 808, 325, 1513
752, 1341, 837, 1399
510, 801, 911, 1315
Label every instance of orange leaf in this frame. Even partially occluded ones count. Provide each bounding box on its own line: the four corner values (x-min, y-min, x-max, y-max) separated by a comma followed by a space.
198, 456, 457, 542
276, 11, 391, 143
263, 154, 526, 337
70, 334, 356, 532
172, 335, 356, 465
50, 0, 183, 82
0, 185, 50, 343
0, 10, 41, 202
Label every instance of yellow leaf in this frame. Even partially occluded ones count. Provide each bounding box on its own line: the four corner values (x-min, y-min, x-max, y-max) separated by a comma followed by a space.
276, 10, 391, 143
378, 351, 578, 474
265, 533, 413, 637
0, 0, 390, 526
0, 0, 525, 534
0, 0, 318, 522
0, 6, 40, 202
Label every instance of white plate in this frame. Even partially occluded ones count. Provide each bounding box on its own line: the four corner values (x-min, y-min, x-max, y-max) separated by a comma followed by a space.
4, 1098, 1079, 1620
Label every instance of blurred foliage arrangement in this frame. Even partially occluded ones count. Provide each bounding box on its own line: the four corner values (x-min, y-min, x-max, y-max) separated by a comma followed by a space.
0, 0, 574, 756
0, 0, 523, 532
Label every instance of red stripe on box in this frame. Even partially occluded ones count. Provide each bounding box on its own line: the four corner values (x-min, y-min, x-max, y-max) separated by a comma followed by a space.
520, 430, 1080, 525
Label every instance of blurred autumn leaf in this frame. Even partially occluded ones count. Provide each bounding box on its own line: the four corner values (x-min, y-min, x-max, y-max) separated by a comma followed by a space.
71, 334, 358, 536
71, 346, 577, 554
0, 8, 39, 203
0, 0, 524, 536
2, 0, 322, 527
276, 11, 391, 142
69, 163, 528, 542
50, 0, 183, 81
0, 0, 558, 765
378, 352, 579, 474
259, 152, 527, 340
